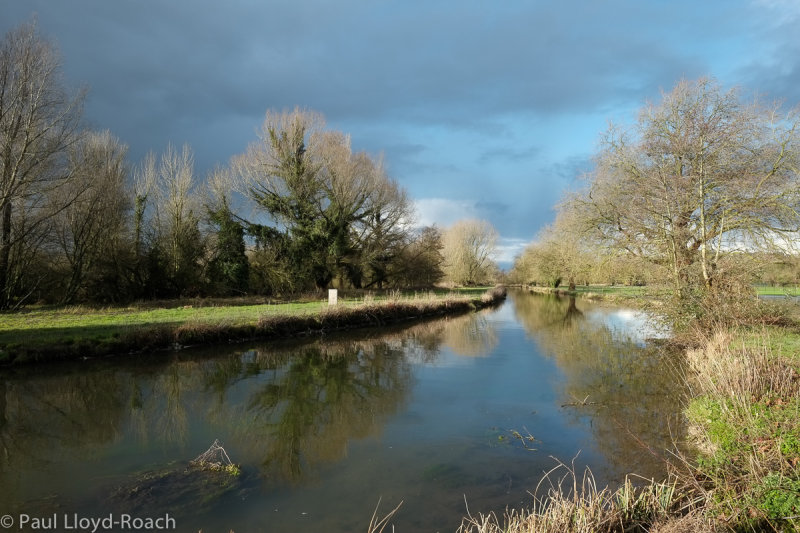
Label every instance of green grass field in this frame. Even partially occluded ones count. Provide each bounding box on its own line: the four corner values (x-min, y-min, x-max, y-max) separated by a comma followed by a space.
571, 285, 648, 296
0, 287, 494, 353
755, 285, 800, 297
551, 284, 798, 298
0, 302, 323, 347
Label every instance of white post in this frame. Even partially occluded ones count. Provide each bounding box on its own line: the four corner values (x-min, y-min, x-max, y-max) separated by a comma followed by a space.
328, 289, 338, 306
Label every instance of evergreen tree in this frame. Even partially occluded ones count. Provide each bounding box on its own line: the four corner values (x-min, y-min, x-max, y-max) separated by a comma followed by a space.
208, 205, 249, 295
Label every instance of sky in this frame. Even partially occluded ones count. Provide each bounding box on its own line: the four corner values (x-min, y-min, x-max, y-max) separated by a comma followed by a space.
3, 0, 800, 267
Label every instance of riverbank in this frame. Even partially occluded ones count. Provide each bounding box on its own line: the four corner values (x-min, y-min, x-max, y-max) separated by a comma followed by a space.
0, 287, 506, 365
523, 284, 654, 305
682, 327, 800, 530
526, 282, 800, 301
458, 293, 800, 532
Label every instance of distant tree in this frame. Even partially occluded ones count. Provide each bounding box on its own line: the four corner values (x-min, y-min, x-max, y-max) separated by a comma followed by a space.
509, 220, 659, 288
511, 208, 603, 289
0, 21, 84, 308
207, 205, 249, 295
442, 219, 498, 286
390, 225, 445, 287
132, 152, 157, 262
513, 238, 564, 288
54, 130, 130, 303
568, 78, 800, 298
203, 167, 249, 295
142, 144, 205, 297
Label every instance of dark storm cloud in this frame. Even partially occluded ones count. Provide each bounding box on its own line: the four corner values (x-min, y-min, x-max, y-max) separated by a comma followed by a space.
548, 155, 593, 184
475, 201, 511, 217
734, 2, 800, 108
1, 0, 788, 257
2, 0, 715, 157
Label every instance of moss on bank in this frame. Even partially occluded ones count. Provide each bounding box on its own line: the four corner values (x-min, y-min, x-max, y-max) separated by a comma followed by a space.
0, 287, 506, 365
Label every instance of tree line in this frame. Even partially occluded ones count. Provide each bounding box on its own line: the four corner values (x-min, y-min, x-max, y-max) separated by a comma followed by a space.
511, 77, 800, 326
0, 21, 499, 309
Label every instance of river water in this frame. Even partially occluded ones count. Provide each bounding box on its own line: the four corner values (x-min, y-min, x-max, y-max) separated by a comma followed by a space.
0, 291, 685, 532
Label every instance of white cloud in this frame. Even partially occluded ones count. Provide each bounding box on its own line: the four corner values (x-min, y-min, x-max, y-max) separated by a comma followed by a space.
495, 237, 530, 265
412, 198, 479, 228
413, 198, 532, 266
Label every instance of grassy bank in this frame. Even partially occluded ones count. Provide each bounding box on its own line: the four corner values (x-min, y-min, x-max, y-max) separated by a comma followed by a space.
682, 327, 800, 531
524, 284, 651, 304
456, 318, 800, 532
756, 286, 800, 297
529, 283, 800, 302
0, 287, 505, 365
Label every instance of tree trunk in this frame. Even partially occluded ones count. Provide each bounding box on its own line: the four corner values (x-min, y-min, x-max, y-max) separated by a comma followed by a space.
698, 165, 714, 290
0, 379, 7, 471
0, 202, 12, 309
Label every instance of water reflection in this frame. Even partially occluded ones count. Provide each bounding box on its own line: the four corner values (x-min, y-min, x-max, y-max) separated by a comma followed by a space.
511, 292, 686, 480
441, 311, 499, 357
0, 371, 129, 474
0, 310, 498, 503
213, 343, 413, 482
0, 296, 684, 531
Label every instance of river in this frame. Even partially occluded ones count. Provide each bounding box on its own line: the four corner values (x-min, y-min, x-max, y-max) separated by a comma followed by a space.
0, 290, 685, 532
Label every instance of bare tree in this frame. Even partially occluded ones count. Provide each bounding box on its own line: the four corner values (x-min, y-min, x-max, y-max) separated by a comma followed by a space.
0, 21, 84, 308
316, 131, 411, 288
151, 143, 204, 294
232, 108, 411, 289
390, 225, 445, 287
132, 151, 157, 260
156, 144, 198, 275
442, 219, 498, 286
569, 78, 800, 296
54, 130, 129, 303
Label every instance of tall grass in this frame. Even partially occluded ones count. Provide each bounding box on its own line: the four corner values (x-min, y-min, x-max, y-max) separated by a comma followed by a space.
368, 499, 404, 533
682, 329, 800, 530
685, 330, 799, 403
457, 461, 704, 533
453, 324, 800, 533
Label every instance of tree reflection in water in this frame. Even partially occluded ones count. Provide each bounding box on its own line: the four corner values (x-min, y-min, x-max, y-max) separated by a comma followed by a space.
0, 371, 129, 475
0, 368, 134, 514
208, 341, 414, 482
511, 292, 686, 481
202, 310, 497, 482
0, 308, 502, 507
0, 295, 684, 531
441, 309, 498, 357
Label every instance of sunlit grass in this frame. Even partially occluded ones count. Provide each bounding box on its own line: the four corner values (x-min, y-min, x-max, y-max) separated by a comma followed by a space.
0, 287, 503, 360
682, 328, 800, 529
572, 285, 648, 295
0, 302, 328, 346
755, 285, 800, 297
458, 463, 701, 533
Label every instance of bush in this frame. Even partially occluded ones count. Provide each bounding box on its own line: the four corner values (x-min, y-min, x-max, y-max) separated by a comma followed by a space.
659, 275, 790, 337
